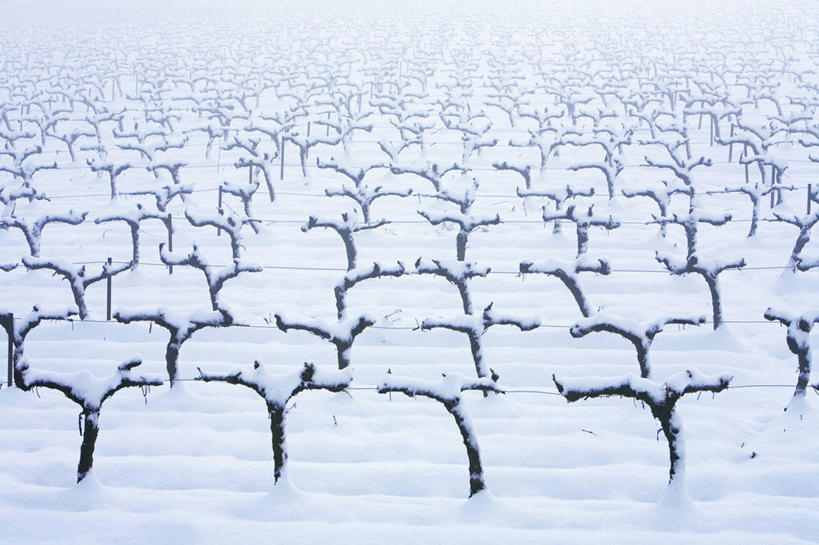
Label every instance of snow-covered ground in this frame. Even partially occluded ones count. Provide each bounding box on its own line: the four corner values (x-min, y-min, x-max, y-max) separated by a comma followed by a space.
1, 1, 818, 543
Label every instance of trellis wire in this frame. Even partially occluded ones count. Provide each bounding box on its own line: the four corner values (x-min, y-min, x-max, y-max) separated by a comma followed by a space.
67, 259, 805, 274
10, 377, 804, 396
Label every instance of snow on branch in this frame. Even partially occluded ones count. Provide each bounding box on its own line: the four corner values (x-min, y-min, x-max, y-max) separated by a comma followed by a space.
326, 184, 413, 224
282, 130, 341, 177
4, 305, 79, 376
493, 160, 535, 189
421, 302, 540, 379
184, 207, 249, 260
197, 361, 350, 484
0, 209, 87, 257
570, 312, 706, 378
114, 306, 232, 385
316, 156, 386, 188
509, 122, 579, 169
622, 180, 691, 237
0, 180, 49, 216
274, 312, 376, 369
376, 139, 414, 165
86, 158, 134, 200
517, 183, 595, 204
460, 131, 497, 163
553, 369, 731, 496
320, 160, 412, 222
567, 158, 623, 201
127, 179, 192, 212
95, 203, 171, 269
418, 198, 500, 226
158, 243, 261, 310
146, 160, 188, 187
334, 261, 407, 319
764, 307, 819, 408
302, 212, 388, 270
650, 198, 745, 328
542, 204, 619, 258
12, 305, 79, 346
705, 183, 777, 238
233, 156, 277, 204
554, 369, 731, 405
771, 209, 819, 271
16, 357, 162, 482
377, 371, 502, 497
219, 176, 263, 233
389, 161, 466, 192
519, 255, 610, 318
417, 203, 500, 262
22, 256, 129, 319
415, 257, 490, 315
0, 145, 57, 185
643, 148, 712, 187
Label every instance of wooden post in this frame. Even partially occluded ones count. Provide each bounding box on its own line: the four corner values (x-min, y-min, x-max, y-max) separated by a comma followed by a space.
770, 165, 776, 208
167, 216, 173, 275
307, 121, 311, 137
280, 134, 285, 180
326, 111, 330, 136
216, 137, 221, 172
709, 116, 714, 147
3, 314, 12, 387
808, 184, 812, 214
217, 187, 223, 237
6, 317, 11, 387
728, 124, 734, 162
106, 257, 112, 321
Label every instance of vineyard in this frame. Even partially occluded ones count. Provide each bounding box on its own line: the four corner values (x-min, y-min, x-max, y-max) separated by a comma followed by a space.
1, 0, 819, 543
